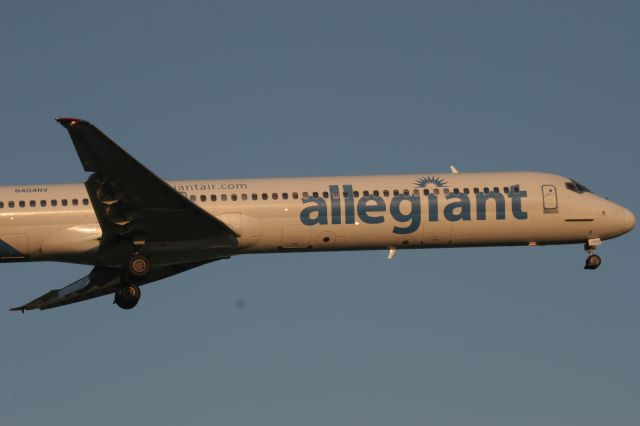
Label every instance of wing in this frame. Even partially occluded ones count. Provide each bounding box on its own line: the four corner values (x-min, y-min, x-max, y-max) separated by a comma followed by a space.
56, 118, 238, 250
10, 260, 221, 311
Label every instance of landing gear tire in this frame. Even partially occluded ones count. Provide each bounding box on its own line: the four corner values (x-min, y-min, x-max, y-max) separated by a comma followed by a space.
128, 254, 151, 278
584, 254, 602, 270
114, 283, 141, 310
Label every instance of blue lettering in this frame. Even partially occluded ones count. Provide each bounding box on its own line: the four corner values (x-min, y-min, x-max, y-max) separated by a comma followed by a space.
343, 184, 355, 224
443, 193, 471, 221
329, 185, 341, 225
357, 196, 386, 224
390, 195, 421, 234
509, 190, 528, 220
298, 184, 530, 231
476, 191, 506, 220
428, 193, 439, 222
300, 197, 328, 225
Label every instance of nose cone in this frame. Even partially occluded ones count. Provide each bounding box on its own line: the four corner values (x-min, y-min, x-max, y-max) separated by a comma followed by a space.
624, 208, 636, 233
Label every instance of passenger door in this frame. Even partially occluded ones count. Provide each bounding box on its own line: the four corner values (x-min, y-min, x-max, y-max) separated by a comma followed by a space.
542, 185, 558, 212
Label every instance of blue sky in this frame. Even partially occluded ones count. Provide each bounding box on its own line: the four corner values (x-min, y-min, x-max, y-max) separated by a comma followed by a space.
0, 1, 638, 425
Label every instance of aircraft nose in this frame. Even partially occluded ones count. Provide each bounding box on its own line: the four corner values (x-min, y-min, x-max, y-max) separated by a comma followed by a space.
624, 208, 636, 233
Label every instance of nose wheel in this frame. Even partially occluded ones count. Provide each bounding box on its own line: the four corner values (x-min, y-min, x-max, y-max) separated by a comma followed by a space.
585, 254, 602, 270
584, 238, 602, 270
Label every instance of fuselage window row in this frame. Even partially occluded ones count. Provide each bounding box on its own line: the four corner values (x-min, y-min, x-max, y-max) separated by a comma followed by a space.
0, 187, 523, 209
0, 198, 90, 209
178, 186, 521, 205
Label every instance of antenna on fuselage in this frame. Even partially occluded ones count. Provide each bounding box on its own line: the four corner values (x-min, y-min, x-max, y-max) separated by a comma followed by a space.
450, 165, 460, 174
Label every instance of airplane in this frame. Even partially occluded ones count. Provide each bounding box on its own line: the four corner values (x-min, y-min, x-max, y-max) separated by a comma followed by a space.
1, 118, 635, 312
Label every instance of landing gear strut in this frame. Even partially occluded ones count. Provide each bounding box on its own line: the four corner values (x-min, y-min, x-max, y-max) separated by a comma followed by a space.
128, 254, 151, 278
584, 238, 602, 270
114, 283, 141, 310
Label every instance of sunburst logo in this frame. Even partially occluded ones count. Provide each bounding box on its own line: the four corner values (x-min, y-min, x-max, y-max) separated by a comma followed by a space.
414, 176, 448, 189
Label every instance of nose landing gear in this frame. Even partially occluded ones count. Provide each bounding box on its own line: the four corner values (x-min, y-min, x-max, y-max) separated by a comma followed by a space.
585, 254, 602, 270
584, 238, 602, 270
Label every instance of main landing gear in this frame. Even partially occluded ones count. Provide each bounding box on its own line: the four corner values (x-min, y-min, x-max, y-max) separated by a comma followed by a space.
584, 238, 602, 270
114, 283, 141, 310
113, 253, 151, 310
128, 254, 151, 278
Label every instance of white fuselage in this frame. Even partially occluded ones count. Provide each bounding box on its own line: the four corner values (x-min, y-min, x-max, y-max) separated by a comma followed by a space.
0, 172, 634, 268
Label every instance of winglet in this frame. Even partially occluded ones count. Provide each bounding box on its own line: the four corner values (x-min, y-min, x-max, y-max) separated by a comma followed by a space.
55, 117, 88, 129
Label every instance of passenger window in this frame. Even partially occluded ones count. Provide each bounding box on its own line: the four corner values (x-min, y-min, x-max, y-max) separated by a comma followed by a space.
434, 189, 440, 195
272, 193, 278, 200
0, 201, 3, 208
242, 194, 248, 201
483, 188, 489, 194
322, 191, 329, 199
453, 188, 460, 194
30, 200, 36, 207
221, 194, 227, 201
282, 193, 289, 200
513, 186, 520, 193
252, 194, 258, 201
383, 190, 390, 197
393, 190, 399, 196
331, 191, 340, 200
503, 187, 510, 193
262, 193, 268, 200
211, 194, 217, 201
363, 190, 370, 197
423, 189, 429, 195
312, 192, 319, 198
403, 189, 410, 196
9, 201, 15, 208
231, 194, 238, 201
51, 200, 57, 207
189, 195, 196, 201
302, 192, 309, 198
82, 199, 89, 206
41, 200, 47, 207
493, 187, 499, 194
473, 188, 479, 194
200, 195, 207, 202
463, 188, 470, 194
353, 191, 360, 198
19, 201, 25, 208
72, 199, 79, 206
373, 190, 380, 197
292, 192, 299, 200
443, 189, 450, 195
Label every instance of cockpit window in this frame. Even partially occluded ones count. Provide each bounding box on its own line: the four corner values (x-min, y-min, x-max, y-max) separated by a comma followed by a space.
565, 179, 591, 194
